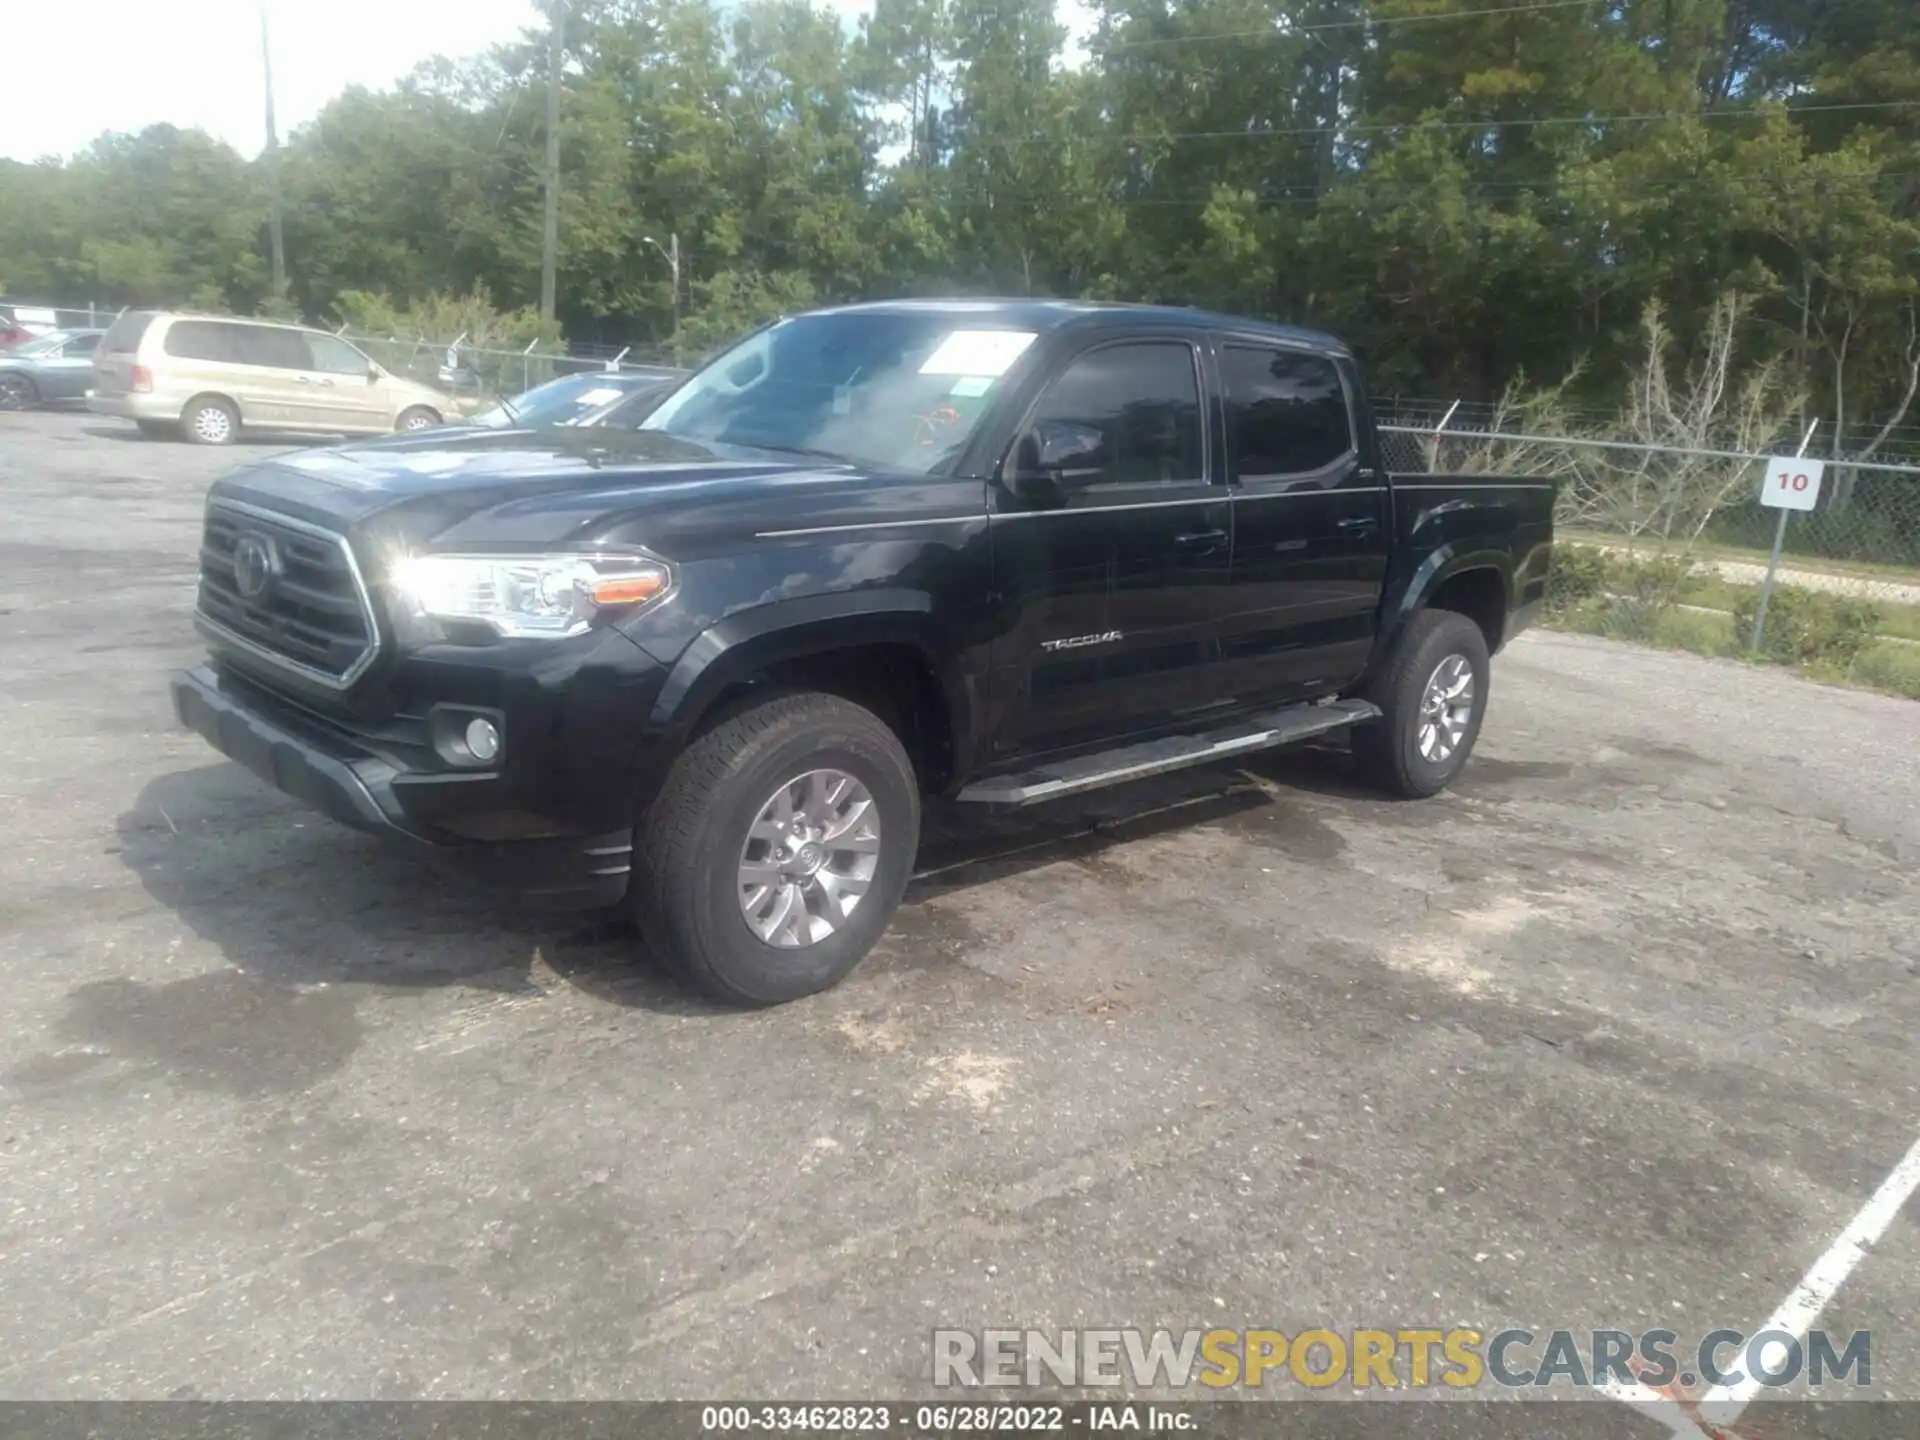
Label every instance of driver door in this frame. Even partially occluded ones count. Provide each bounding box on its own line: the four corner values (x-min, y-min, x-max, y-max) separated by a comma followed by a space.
988, 336, 1235, 758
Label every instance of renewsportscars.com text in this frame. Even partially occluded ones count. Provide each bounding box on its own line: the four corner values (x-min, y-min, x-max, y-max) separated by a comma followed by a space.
932, 1327, 1872, 1392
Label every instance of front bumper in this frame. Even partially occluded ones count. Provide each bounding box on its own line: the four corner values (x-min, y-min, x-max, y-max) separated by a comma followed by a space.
171, 664, 633, 909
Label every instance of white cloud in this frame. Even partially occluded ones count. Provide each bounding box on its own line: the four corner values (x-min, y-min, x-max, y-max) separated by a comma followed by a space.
1, 0, 1097, 165
0, 0, 545, 162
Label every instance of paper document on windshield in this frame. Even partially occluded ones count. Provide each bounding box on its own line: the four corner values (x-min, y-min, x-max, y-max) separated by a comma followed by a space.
575, 387, 624, 406
919, 330, 1037, 378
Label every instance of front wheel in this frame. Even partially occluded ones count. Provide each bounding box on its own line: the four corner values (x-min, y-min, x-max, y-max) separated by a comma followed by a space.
396, 405, 441, 433
1351, 610, 1491, 798
632, 692, 920, 1006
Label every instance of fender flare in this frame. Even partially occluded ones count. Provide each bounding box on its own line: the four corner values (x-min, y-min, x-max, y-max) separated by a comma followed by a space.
1380, 544, 1512, 657
646, 588, 973, 749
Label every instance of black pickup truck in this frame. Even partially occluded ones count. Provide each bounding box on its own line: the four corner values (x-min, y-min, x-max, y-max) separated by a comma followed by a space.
171, 301, 1553, 1004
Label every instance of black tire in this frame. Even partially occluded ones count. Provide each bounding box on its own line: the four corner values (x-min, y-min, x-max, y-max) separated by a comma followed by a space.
396, 405, 441, 433
632, 691, 920, 1006
182, 395, 239, 446
134, 419, 177, 440
0, 373, 38, 411
1351, 610, 1491, 799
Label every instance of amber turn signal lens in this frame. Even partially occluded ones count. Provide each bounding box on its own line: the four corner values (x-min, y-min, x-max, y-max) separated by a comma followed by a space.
588, 571, 669, 606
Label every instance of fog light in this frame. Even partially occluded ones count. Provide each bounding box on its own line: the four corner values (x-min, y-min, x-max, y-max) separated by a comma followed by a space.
464, 717, 501, 763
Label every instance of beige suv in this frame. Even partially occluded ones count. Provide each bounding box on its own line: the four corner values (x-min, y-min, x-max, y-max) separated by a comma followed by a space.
89, 311, 455, 445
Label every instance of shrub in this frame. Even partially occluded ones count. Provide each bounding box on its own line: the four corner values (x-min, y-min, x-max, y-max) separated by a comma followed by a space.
1730, 585, 1884, 669
1545, 545, 1609, 612
1599, 552, 1696, 641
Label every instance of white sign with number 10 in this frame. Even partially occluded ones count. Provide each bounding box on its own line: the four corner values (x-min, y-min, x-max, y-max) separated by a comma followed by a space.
1761, 456, 1825, 511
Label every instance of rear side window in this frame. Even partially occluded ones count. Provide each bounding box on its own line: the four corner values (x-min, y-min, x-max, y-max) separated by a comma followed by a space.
101, 311, 158, 355
63, 333, 102, 357
1221, 346, 1354, 480
163, 320, 241, 363
236, 325, 310, 369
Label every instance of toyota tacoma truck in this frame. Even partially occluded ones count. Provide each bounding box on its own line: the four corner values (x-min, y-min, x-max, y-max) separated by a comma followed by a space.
171, 301, 1553, 1005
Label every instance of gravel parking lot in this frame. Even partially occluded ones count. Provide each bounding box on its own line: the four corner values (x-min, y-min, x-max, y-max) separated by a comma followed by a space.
2, 411, 1917, 1428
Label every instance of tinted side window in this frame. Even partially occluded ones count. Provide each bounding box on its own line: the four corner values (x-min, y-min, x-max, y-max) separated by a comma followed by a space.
236, 325, 310, 369
307, 333, 370, 375
1023, 342, 1202, 488
163, 320, 239, 363
1221, 346, 1354, 480
63, 333, 101, 357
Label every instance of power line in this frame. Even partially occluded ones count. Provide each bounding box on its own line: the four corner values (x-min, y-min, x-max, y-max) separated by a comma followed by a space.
1095, 0, 1602, 55
1009, 99, 1919, 146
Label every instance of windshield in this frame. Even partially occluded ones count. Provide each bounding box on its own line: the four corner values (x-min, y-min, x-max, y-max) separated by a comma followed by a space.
640, 312, 1037, 473
473, 372, 645, 428
13, 334, 68, 357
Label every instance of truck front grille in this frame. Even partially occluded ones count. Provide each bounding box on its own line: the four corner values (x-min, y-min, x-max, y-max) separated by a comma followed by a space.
197, 502, 378, 687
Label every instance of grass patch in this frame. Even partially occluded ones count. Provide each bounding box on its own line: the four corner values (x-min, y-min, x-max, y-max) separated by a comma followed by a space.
1845, 642, 1920, 700
1560, 528, 1920, 585
1543, 605, 1920, 701
1677, 571, 1920, 641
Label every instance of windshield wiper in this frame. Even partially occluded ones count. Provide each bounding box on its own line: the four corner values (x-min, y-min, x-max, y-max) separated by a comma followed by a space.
730, 440, 850, 465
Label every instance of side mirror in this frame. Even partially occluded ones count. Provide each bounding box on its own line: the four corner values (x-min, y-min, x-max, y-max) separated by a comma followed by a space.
367, 364, 383, 382
1006, 420, 1105, 502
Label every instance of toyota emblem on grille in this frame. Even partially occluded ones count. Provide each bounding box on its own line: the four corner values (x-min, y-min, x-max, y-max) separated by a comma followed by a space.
232, 533, 280, 601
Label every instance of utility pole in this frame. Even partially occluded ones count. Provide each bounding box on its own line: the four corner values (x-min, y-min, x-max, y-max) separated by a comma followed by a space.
643, 232, 681, 352
260, 0, 287, 306
540, 0, 565, 323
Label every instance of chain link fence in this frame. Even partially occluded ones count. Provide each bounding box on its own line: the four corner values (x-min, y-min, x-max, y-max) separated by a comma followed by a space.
1376, 410, 1920, 610
338, 330, 685, 409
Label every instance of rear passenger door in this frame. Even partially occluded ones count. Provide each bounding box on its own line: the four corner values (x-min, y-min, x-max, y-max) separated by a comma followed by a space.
989, 336, 1235, 757
1214, 342, 1388, 703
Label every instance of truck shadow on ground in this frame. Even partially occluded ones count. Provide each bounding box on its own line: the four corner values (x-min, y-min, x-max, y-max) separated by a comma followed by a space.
110, 748, 1380, 1023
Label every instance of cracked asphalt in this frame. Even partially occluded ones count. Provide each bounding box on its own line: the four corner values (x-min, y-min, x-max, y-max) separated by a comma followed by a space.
1, 411, 1916, 1429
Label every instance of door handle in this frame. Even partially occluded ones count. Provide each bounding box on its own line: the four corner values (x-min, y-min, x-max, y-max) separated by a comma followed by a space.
1174, 529, 1227, 554
294, 375, 312, 384
317, 377, 335, 387
1336, 516, 1380, 536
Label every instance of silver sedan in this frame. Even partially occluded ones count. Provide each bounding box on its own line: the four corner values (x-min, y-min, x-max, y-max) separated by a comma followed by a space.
0, 329, 106, 410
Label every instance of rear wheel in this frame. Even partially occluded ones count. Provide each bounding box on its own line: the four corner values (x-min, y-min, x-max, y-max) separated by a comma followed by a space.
396, 405, 440, 433
182, 395, 239, 446
0, 374, 38, 411
1351, 610, 1490, 798
632, 691, 919, 1006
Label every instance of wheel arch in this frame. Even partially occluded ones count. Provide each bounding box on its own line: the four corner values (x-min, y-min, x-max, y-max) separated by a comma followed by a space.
1380, 546, 1513, 662
637, 591, 975, 802
182, 390, 243, 426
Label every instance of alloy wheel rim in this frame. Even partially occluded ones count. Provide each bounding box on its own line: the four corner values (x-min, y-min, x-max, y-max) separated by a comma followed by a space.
1417, 654, 1475, 763
0, 378, 28, 410
737, 768, 881, 948
194, 407, 232, 442
404, 412, 434, 430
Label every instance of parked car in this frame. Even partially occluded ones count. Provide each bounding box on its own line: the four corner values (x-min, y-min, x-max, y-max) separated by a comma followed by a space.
0, 329, 106, 409
473, 368, 683, 427
0, 317, 37, 350
88, 311, 456, 444
169, 300, 1553, 1005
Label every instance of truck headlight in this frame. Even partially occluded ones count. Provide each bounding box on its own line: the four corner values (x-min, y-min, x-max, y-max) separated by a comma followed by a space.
392, 552, 672, 638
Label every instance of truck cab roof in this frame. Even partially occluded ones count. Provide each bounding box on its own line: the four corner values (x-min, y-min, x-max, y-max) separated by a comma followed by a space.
812, 298, 1352, 357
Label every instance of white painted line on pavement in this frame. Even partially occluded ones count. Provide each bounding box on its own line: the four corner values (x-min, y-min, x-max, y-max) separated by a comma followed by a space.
1593, 1378, 1714, 1437
1699, 1130, 1920, 1426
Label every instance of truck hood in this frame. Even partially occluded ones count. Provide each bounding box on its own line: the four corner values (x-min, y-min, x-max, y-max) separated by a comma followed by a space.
207, 427, 871, 553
